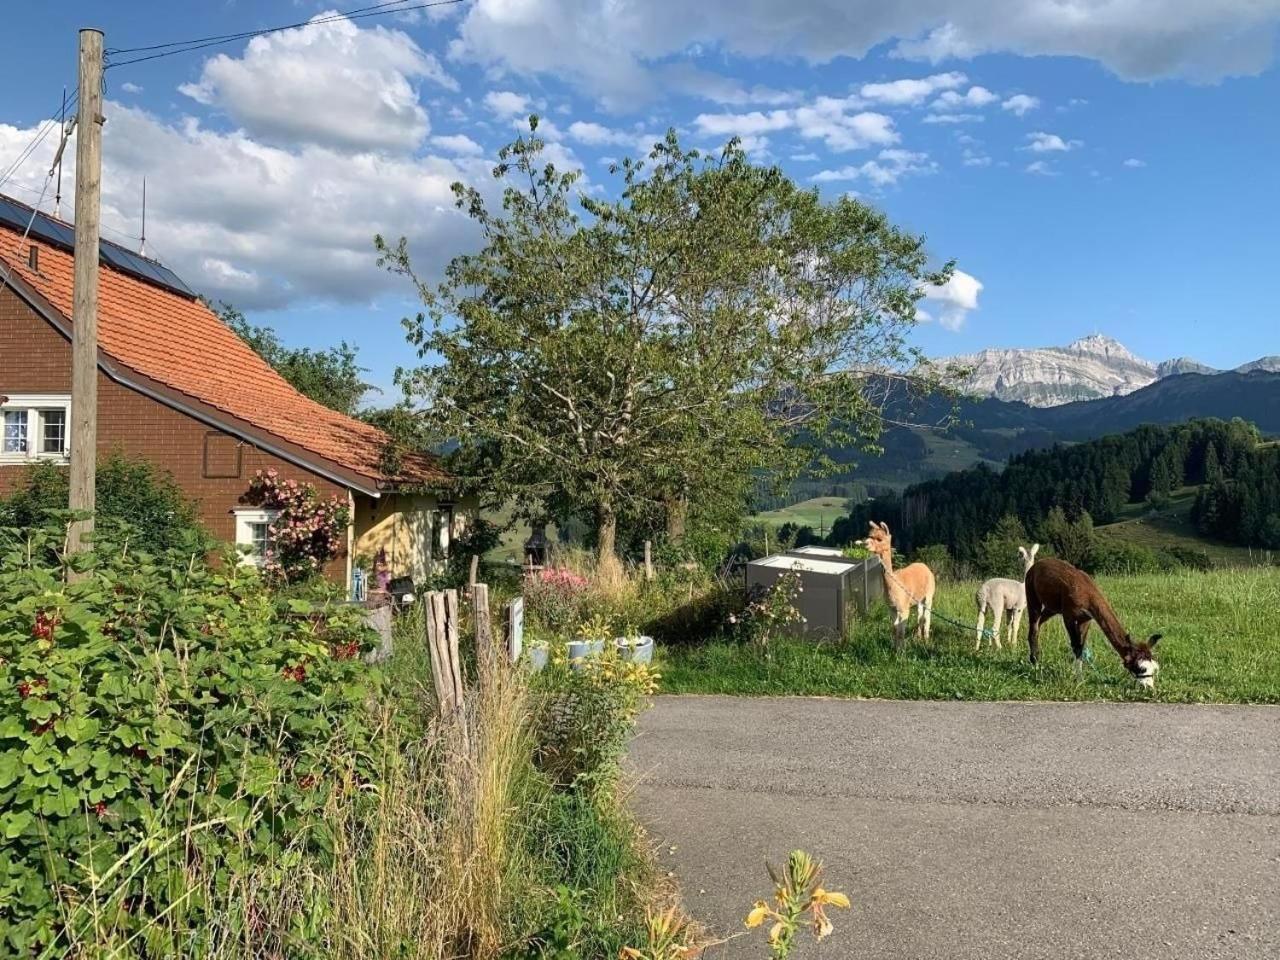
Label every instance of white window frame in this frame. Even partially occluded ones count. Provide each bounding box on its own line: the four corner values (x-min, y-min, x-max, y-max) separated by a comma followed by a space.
233, 508, 279, 568
0, 394, 71, 465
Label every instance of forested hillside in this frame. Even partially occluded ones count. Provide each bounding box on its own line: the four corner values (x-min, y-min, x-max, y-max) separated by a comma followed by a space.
826, 418, 1271, 571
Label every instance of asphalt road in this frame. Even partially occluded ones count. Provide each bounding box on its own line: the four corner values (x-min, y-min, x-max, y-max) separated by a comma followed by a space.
627, 696, 1280, 960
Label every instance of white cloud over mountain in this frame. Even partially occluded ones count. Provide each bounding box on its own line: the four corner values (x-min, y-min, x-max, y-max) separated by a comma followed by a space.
917, 269, 984, 331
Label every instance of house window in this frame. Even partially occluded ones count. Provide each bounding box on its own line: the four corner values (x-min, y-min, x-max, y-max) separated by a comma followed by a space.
0, 396, 71, 463
234, 509, 278, 567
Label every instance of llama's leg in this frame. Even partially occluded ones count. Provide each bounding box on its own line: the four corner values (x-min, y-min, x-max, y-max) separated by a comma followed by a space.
915, 601, 926, 639
925, 595, 933, 640
975, 602, 986, 650
1067, 617, 1091, 681
1024, 583, 1043, 666
991, 605, 1005, 650
892, 609, 906, 651
1009, 607, 1023, 647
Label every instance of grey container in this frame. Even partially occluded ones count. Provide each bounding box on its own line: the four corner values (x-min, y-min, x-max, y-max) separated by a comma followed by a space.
784, 545, 848, 560
745, 554, 864, 640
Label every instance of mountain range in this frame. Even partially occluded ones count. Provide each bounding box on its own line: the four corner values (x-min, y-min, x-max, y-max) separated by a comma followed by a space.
935, 333, 1280, 407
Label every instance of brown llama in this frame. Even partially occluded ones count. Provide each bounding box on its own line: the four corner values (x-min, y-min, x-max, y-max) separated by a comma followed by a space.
1024, 557, 1162, 688
858, 522, 936, 649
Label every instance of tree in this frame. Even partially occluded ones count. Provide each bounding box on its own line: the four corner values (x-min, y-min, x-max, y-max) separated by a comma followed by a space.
378, 120, 949, 570
210, 301, 374, 416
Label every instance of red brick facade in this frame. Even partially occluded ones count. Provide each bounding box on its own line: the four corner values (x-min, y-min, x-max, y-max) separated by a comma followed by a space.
0, 286, 349, 566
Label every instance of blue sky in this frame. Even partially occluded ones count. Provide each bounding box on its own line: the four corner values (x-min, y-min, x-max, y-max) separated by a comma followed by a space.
2, 1, 1278, 400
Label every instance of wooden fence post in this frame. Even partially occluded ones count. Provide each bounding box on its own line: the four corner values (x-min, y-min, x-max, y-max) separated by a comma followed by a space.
469, 554, 479, 590
644, 540, 654, 581
425, 589, 466, 718
473, 583, 494, 689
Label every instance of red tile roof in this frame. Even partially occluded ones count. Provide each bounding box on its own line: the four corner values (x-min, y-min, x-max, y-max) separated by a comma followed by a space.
0, 214, 445, 491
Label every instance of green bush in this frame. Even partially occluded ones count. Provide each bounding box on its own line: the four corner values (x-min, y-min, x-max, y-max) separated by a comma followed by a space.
0, 523, 378, 955
0, 454, 212, 556
911, 544, 955, 582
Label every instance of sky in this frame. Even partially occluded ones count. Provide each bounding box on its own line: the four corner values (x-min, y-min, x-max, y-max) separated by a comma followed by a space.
1, 0, 1278, 401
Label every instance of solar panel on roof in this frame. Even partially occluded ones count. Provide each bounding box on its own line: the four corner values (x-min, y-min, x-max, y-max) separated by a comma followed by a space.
0, 193, 196, 300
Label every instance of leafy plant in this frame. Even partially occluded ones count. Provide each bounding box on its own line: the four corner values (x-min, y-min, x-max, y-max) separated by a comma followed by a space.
243, 469, 350, 584
744, 851, 850, 958
0, 523, 377, 955
730, 568, 805, 649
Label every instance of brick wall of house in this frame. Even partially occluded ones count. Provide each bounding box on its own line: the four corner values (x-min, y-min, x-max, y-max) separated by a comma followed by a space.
1, 287, 353, 577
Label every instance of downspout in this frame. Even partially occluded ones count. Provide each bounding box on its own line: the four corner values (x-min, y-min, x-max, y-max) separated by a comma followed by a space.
345, 489, 355, 596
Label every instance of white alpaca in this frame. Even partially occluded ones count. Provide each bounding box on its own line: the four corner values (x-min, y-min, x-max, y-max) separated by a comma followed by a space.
975, 544, 1040, 650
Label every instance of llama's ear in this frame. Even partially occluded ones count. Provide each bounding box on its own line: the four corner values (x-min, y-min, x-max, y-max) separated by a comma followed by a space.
1148, 634, 1163, 646
877, 521, 890, 534
1031, 543, 1040, 558
1017, 546, 1028, 560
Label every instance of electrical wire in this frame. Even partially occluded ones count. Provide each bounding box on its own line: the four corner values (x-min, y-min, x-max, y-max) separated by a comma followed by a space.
105, 0, 468, 68
0, 90, 79, 192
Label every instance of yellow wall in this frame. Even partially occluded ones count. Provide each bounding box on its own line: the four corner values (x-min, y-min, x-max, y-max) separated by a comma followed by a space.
353, 492, 476, 582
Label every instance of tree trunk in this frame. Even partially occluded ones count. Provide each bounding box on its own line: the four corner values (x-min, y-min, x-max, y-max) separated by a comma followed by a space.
665, 494, 688, 544
596, 502, 622, 582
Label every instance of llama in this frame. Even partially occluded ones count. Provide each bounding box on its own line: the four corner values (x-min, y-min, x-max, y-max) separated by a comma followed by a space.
974, 544, 1039, 650
858, 521, 935, 649
1024, 557, 1162, 688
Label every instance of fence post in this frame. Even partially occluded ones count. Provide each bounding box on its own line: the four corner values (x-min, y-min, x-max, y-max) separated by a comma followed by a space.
425, 589, 466, 719
644, 540, 654, 581
473, 583, 494, 689
469, 553, 479, 590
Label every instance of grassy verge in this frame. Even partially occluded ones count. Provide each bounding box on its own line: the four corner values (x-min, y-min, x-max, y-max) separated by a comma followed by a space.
660, 567, 1280, 703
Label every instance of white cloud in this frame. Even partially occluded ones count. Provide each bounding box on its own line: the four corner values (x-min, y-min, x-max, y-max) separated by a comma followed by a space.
930, 85, 999, 111
567, 120, 660, 157
695, 99, 898, 152
1024, 159, 1057, 175
962, 148, 992, 166
431, 133, 485, 155
858, 72, 967, 105
790, 152, 820, 161
1025, 131, 1081, 152
916, 269, 983, 331
179, 12, 453, 153
811, 149, 935, 187
0, 102, 491, 312
451, 1, 1280, 105
1123, 157, 1147, 168
120, 81, 143, 95
484, 90, 533, 118
922, 113, 983, 124
1001, 94, 1040, 116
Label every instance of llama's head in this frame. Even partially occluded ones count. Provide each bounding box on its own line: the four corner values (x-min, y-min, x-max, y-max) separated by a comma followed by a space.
857, 521, 892, 560
1121, 634, 1163, 689
1017, 543, 1040, 574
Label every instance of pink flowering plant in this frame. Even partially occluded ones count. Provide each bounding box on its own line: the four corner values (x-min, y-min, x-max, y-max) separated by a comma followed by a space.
730, 567, 805, 649
523, 566, 591, 633
244, 469, 351, 584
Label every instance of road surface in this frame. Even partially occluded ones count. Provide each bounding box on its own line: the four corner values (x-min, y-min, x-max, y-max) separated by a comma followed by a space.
628, 696, 1280, 959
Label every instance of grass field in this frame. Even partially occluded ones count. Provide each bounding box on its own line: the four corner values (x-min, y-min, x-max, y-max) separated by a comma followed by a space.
1097, 486, 1269, 567
752, 496, 850, 532
659, 567, 1280, 703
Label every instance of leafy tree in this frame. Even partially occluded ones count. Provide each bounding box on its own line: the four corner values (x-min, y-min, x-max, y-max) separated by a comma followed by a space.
1039, 507, 1095, 569
210, 300, 374, 416
378, 120, 948, 570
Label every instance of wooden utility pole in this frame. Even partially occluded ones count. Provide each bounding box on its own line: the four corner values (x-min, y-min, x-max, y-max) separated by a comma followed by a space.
68, 28, 104, 557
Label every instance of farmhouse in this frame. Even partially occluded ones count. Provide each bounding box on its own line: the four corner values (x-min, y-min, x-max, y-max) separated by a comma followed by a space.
0, 194, 468, 586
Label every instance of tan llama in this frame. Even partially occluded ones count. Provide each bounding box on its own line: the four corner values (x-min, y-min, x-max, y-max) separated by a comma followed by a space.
858, 521, 936, 649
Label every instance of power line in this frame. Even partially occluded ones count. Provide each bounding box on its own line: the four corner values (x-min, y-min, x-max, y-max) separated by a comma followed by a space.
0, 89, 79, 192
105, 0, 468, 69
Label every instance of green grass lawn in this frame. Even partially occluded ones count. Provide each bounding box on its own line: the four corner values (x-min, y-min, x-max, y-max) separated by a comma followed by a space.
659, 567, 1280, 703
753, 496, 849, 532
1097, 486, 1266, 567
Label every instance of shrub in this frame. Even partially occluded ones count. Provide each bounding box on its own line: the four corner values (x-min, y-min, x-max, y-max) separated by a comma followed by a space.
243, 469, 350, 583
0, 454, 212, 556
524, 566, 592, 634
730, 568, 804, 649
0, 524, 377, 955
911, 544, 954, 582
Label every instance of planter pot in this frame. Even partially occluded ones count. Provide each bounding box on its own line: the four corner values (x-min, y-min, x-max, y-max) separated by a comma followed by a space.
615, 635, 655, 664
567, 638, 605, 669
527, 646, 549, 672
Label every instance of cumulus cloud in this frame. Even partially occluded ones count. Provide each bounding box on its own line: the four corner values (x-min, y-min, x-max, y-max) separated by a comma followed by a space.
916, 269, 983, 331
1001, 93, 1040, 116
930, 85, 999, 111
922, 112, 983, 124
450, 0, 1280, 105
0, 100, 490, 313
858, 72, 967, 105
179, 12, 454, 153
1024, 159, 1057, 175
811, 149, 935, 187
484, 90, 533, 118
120, 81, 143, 95
431, 133, 485, 155
695, 98, 899, 152
1123, 157, 1147, 167
566, 120, 661, 156
1025, 131, 1081, 152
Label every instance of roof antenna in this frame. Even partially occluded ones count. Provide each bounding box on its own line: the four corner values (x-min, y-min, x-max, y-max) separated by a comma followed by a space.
139, 177, 147, 258
54, 88, 66, 219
